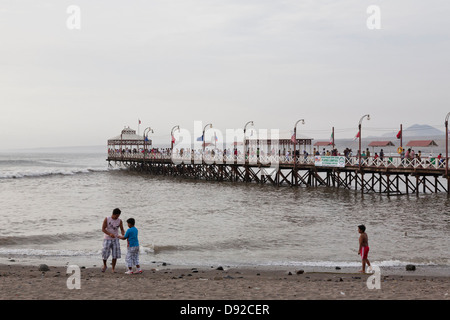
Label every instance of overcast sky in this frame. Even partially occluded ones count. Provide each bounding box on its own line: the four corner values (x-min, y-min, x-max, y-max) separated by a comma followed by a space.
1, 0, 449, 149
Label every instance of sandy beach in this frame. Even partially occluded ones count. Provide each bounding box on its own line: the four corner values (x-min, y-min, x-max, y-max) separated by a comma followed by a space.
0, 262, 448, 301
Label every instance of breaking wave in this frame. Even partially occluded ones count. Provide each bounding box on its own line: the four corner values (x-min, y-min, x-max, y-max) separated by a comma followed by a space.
0, 232, 99, 246
0, 167, 109, 180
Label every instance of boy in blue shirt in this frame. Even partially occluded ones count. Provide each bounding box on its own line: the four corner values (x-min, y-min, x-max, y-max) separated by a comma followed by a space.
119, 218, 142, 274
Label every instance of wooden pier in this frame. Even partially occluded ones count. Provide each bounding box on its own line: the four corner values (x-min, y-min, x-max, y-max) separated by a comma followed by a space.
107, 152, 449, 195
107, 125, 450, 195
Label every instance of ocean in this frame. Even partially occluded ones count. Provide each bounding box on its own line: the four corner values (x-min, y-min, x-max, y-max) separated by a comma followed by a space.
1, 147, 449, 273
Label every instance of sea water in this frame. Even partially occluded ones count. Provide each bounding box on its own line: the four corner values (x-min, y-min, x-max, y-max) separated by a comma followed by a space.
0, 147, 449, 272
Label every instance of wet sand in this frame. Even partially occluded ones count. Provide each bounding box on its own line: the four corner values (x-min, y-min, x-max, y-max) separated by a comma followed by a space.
0, 263, 448, 301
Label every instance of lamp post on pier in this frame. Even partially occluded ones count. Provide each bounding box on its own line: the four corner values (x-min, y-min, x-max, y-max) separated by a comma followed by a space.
293, 119, 305, 186
202, 123, 212, 163
293, 119, 305, 163
445, 113, 450, 177
243, 121, 254, 182
170, 125, 180, 154
358, 114, 370, 171
143, 127, 154, 161
243, 121, 254, 163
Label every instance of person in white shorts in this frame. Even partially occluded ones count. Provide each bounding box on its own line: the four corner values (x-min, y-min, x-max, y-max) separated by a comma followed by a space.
101, 208, 124, 273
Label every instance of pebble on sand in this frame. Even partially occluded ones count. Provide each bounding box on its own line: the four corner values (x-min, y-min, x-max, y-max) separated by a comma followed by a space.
38, 264, 50, 272
406, 264, 416, 271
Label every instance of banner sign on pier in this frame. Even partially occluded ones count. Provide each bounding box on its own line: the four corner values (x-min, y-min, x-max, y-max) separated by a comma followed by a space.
314, 156, 346, 168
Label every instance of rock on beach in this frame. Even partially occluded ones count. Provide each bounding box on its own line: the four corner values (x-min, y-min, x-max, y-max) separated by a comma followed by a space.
38, 264, 50, 272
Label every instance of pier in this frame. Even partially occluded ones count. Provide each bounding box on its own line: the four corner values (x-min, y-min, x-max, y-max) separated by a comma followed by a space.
107, 124, 450, 196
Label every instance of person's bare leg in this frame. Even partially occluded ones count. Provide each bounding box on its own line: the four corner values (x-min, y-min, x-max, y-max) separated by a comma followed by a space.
359, 259, 366, 273
359, 259, 370, 273
111, 258, 117, 273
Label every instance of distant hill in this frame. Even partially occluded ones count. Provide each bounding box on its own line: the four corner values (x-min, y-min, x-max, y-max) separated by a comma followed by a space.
381, 124, 444, 138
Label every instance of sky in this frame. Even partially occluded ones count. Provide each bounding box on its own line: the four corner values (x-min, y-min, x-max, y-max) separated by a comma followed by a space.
1, 0, 449, 149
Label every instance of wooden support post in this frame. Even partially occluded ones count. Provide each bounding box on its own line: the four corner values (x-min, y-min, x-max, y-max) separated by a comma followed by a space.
405, 175, 409, 195
423, 176, 426, 193
416, 176, 419, 196
337, 171, 341, 188
447, 175, 450, 195
361, 173, 364, 195
386, 174, 390, 196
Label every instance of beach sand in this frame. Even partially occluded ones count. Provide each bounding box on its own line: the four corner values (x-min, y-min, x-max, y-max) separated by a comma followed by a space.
0, 262, 449, 301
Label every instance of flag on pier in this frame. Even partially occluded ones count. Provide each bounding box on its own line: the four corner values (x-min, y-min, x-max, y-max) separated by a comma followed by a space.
353, 131, 360, 140
396, 129, 402, 139
291, 133, 296, 143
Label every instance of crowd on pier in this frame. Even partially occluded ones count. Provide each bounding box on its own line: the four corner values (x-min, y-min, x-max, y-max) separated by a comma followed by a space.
107, 145, 446, 169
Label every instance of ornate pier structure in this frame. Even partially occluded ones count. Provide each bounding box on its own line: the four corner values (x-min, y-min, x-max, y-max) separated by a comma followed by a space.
107, 154, 448, 195
107, 127, 449, 195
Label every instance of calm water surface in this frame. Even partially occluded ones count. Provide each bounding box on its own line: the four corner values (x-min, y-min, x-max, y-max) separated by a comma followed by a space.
1, 150, 449, 270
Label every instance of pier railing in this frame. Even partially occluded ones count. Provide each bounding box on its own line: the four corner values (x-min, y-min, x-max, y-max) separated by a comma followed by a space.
107, 151, 445, 171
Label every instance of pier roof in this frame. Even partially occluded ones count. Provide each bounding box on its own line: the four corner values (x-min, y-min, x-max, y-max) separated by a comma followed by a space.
108, 127, 144, 145
406, 140, 438, 147
368, 141, 395, 147
314, 141, 332, 147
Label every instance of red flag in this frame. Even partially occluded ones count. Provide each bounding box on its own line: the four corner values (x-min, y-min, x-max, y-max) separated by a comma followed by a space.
172, 135, 175, 144
291, 133, 296, 143
396, 130, 402, 139
353, 131, 360, 140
